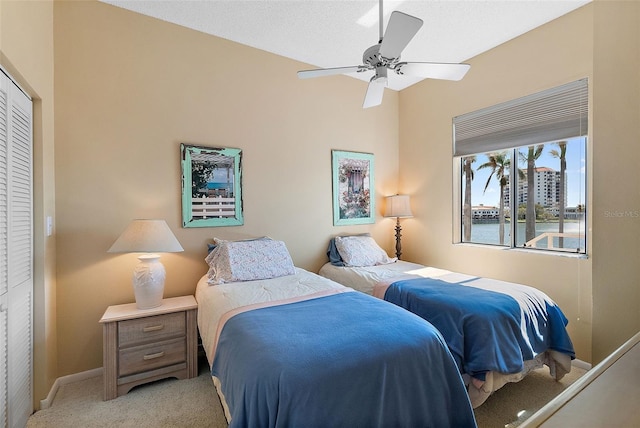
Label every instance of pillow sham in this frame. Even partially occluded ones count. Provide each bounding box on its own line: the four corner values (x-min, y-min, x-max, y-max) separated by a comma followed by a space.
206, 239, 295, 284
334, 235, 396, 267
326, 233, 371, 266
207, 236, 271, 254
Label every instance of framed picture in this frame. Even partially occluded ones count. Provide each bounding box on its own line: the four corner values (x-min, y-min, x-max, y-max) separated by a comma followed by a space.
332, 150, 375, 226
181, 144, 243, 228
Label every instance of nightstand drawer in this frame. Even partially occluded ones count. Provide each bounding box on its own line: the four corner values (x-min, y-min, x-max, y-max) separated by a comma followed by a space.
118, 337, 186, 376
119, 312, 185, 347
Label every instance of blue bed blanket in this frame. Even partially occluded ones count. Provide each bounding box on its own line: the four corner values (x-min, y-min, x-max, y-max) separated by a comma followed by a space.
212, 291, 477, 428
384, 277, 575, 380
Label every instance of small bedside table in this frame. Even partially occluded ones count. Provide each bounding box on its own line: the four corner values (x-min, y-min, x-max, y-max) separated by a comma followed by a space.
99, 295, 198, 400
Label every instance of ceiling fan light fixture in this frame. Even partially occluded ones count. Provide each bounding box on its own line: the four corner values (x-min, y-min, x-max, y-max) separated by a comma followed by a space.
374, 66, 388, 84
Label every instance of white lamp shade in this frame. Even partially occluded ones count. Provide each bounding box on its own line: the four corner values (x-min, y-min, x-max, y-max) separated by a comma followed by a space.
108, 219, 184, 253
384, 195, 413, 218
108, 219, 183, 309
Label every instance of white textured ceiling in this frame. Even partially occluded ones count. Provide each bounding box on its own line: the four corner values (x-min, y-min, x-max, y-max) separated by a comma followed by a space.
99, 0, 590, 91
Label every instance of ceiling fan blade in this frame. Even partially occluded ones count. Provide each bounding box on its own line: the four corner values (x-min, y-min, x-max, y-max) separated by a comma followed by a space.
363, 78, 386, 109
297, 66, 366, 79
379, 11, 423, 60
396, 62, 471, 81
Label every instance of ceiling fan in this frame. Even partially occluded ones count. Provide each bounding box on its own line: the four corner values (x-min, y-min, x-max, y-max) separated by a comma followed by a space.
297, 0, 471, 108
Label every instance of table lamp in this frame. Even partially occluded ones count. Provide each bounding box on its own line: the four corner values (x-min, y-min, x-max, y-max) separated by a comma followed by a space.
108, 219, 184, 309
384, 195, 413, 260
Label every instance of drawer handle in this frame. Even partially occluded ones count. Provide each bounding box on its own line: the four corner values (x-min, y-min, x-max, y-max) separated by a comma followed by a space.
143, 351, 165, 360
143, 324, 164, 333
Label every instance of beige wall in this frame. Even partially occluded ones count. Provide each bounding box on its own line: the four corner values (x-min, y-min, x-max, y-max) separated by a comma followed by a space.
400, 1, 640, 364
0, 0, 57, 410
591, 0, 640, 363
53, 1, 400, 376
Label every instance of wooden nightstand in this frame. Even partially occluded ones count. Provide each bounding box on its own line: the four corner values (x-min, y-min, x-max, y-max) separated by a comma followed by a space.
99, 295, 198, 400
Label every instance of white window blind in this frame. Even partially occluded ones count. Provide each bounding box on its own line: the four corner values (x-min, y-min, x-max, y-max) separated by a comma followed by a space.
453, 79, 588, 156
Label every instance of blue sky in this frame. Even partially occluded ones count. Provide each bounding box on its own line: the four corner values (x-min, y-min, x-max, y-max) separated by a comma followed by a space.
466, 137, 586, 207
209, 167, 234, 184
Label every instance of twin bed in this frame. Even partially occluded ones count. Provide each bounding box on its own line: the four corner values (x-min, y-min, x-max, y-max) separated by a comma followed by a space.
195, 235, 575, 426
319, 235, 575, 408
196, 237, 477, 427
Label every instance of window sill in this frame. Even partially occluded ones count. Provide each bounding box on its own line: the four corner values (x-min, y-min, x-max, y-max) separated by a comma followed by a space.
454, 242, 589, 259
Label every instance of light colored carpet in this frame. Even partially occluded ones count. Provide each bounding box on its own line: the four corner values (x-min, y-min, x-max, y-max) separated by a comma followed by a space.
27, 357, 227, 428
27, 357, 585, 427
474, 365, 585, 428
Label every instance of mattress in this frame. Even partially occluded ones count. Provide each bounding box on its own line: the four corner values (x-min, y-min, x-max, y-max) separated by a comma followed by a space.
319, 260, 455, 295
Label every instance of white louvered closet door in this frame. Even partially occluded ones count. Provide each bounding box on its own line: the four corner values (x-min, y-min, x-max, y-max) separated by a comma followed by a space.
0, 68, 33, 428
0, 69, 9, 428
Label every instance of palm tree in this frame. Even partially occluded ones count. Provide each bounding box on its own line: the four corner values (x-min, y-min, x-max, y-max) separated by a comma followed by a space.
462, 156, 476, 242
520, 145, 545, 243
550, 141, 567, 247
478, 152, 510, 245
192, 161, 218, 198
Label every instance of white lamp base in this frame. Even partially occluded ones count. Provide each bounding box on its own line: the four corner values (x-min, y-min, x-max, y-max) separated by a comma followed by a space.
132, 254, 165, 309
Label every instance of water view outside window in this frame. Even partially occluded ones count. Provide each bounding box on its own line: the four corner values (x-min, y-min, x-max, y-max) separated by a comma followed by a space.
461, 137, 586, 254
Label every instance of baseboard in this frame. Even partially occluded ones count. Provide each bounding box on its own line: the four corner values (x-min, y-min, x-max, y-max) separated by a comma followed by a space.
39, 367, 103, 410
572, 358, 592, 371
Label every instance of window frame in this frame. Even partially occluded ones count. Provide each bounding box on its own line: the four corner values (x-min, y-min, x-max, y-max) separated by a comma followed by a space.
453, 79, 589, 256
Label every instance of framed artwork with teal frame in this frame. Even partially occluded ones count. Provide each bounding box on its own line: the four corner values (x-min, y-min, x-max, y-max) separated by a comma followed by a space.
181, 144, 243, 228
332, 150, 375, 226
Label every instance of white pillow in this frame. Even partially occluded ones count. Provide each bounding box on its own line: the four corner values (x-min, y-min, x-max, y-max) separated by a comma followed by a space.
334, 235, 396, 267
206, 239, 295, 284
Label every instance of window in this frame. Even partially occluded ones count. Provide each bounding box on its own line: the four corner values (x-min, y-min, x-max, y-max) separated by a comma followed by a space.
455, 80, 587, 254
